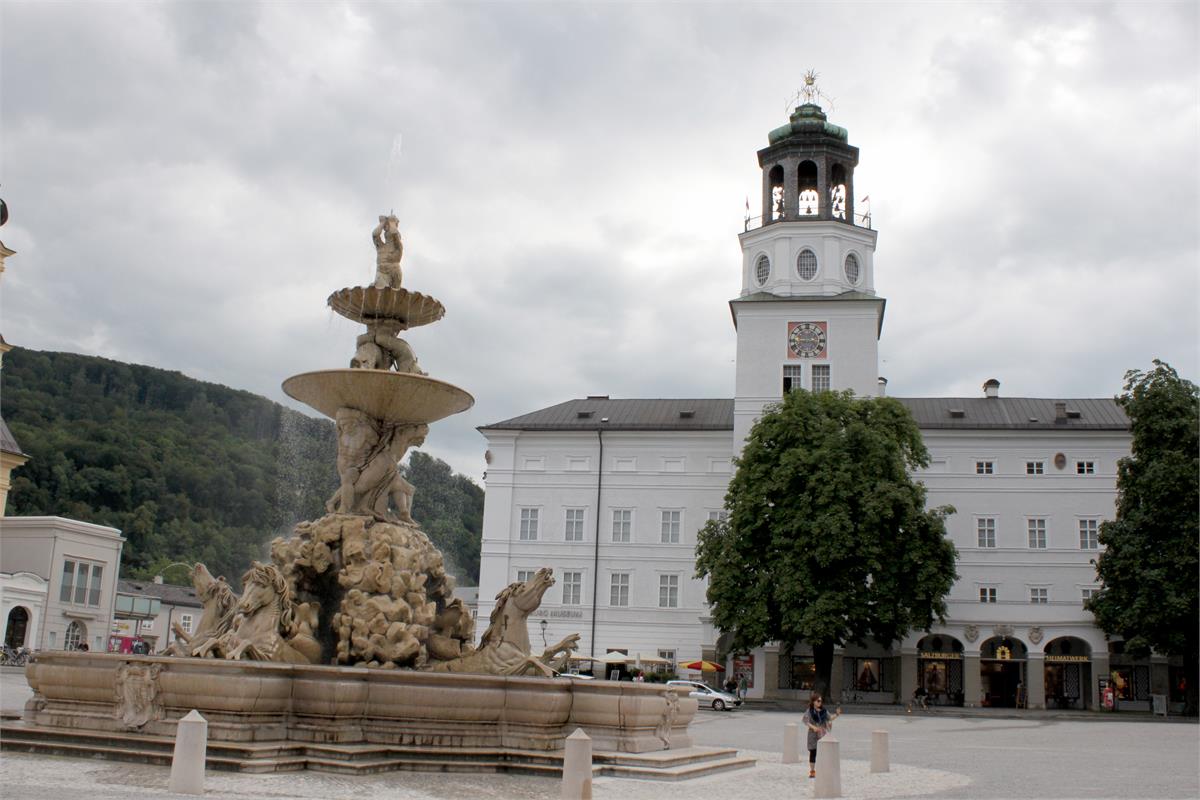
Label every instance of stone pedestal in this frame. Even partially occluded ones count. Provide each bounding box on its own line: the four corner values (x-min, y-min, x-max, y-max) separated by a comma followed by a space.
813, 735, 841, 798
870, 729, 889, 773
963, 654, 982, 707
1026, 654, 1045, 709
168, 709, 207, 795
561, 728, 592, 800
782, 722, 800, 764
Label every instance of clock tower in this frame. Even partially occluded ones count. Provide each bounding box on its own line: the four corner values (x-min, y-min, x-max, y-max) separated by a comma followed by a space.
731, 86, 885, 447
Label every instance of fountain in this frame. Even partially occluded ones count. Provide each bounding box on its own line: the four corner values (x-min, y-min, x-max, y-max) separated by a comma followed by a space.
4, 216, 753, 779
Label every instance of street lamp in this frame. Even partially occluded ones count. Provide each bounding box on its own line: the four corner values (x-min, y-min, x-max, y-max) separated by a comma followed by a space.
540, 618, 548, 648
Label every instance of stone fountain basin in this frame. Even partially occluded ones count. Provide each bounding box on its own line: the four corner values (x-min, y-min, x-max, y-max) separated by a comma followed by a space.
282, 369, 474, 423
23, 653, 696, 754
328, 286, 445, 328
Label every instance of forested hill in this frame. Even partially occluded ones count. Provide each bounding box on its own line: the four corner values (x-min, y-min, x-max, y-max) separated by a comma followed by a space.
2, 349, 484, 585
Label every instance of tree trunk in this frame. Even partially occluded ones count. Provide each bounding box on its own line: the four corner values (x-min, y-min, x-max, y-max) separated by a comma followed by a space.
813, 641, 835, 698
1185, 648, 1199, 717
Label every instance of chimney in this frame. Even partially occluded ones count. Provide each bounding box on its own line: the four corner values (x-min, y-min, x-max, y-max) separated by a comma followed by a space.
983, 378, 1000, 399
153, 575, 164, 584
1054, 401, 1068, 423
877, 376, 888, 397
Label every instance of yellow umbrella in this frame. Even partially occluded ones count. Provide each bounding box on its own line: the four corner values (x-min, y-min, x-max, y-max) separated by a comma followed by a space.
678, 659, 726, 672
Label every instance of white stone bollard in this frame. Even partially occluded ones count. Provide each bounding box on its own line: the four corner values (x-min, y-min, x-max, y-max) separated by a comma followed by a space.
870, 729, 890, 773
168, 709, 207, 795
782, 722, 801, 764
561, 727, 593, 800
813, 735, 842, 798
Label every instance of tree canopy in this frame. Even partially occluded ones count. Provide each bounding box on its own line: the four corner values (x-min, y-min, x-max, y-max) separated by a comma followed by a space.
1088, 360, 1199, 715
3, 349, 484, 586
696, 389, 957, 692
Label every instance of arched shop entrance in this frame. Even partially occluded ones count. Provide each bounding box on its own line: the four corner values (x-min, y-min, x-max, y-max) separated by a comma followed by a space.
1043, 637, 1092, 710
917, 635, 964, 706
5, 606, 30, 649
1106, 640, 1152, 709
980, 636, 1027, 708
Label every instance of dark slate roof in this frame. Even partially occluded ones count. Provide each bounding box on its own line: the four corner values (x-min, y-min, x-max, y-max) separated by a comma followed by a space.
892, 397, 1129, 431
481, 396, 1127, 433
118, 579, 204, 608
480, 398, 735, 431
0, 416, 26, 457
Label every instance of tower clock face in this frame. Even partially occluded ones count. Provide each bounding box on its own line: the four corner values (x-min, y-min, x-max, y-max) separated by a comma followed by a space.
787, 321, 827, 358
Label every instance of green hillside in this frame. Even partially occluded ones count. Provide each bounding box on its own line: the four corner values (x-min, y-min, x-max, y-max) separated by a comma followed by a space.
2, 349, 483, 585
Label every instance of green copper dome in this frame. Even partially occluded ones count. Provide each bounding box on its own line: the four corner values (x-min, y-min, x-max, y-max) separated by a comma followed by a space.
767, 103, 848, 145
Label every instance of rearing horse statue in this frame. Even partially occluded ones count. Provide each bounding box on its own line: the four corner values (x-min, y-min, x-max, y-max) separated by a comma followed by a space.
191, 562, 315, 664
428, 567, 579, 676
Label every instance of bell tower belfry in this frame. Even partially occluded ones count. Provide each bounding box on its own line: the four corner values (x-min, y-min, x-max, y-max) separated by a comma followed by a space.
731, 76, 886, 447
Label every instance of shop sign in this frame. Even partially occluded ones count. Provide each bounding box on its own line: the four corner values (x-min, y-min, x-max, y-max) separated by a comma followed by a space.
918, 652, 962, 660
530, 609, 584, 619
733, 655, 754, 689
111, 619, 136, 637
1046, 655, 1089, 663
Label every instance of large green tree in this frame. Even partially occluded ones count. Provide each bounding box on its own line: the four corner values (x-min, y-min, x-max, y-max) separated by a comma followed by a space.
1088, 360, 1199, 716
696, 389, 957, 694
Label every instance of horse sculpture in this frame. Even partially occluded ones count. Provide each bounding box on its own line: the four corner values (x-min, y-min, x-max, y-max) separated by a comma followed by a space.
165, 563, 237, 657
191, 562, 318, 664
428, 567, 579, 676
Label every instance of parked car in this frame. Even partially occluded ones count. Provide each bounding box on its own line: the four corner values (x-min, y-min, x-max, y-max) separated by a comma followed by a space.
666, 679, 742, 711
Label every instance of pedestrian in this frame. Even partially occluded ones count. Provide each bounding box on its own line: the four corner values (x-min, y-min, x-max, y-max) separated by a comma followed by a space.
738, 673, 748, 700
801, 691, 841, 779
724, 677, 737, 694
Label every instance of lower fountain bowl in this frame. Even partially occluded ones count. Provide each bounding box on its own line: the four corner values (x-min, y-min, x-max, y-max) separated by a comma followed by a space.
282, 369, 474, 423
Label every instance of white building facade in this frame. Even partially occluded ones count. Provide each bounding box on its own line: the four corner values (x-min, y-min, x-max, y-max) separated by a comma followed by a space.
477, 103, 1166, 711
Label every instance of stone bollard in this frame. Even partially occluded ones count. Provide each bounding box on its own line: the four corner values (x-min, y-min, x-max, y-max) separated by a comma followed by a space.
782, 721, 801, 764
813, 735, 842, 798
870, 729, 890, 773
561, 727, 593, 800
168, 709, 207, 795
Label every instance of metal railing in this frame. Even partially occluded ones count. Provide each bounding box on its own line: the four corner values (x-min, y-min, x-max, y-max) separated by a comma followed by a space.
744, 210, 873, 232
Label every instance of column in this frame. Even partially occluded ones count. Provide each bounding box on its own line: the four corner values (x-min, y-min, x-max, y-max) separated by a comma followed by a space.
900, 649, 918, 705
783, 159, 799, 220
816, 157, 830, 220
1090, 654, 1109, 711
761, 168, 774, 225
1026, 654, 1045, 710
963, 653, 982, 708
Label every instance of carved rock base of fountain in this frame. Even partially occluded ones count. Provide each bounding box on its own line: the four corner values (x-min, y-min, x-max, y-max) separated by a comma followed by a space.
2, 653, 765, 780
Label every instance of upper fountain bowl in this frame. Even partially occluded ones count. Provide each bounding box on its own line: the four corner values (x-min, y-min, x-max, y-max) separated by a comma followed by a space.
328, 286, 446, 329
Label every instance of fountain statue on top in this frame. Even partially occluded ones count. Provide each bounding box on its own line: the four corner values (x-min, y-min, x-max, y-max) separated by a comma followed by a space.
179, 215, 580, 674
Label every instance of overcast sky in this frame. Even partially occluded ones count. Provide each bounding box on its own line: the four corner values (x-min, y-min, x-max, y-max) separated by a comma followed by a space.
2, 2, 1197, 482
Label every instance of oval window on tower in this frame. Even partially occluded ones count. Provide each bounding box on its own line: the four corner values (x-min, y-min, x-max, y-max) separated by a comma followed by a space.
844, 253, 861, 285
796, 249, 818, 281
755, 254, 771, 286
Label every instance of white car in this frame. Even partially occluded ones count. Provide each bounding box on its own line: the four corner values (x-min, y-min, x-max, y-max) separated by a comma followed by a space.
667, 680, 742, 711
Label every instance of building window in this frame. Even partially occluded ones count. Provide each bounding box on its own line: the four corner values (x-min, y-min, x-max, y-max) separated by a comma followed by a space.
1079, 519, 1100, 550
516, 570, 536, 584
1076, 460, 1095, 475
179, 614, 193, 634
1030, 588, 1049, 604
979, 587, 997, 603
59, 560, 103, 606
1026, 461, 1044, 475
659, 575, 679, 608
612, 509, 632, 543
977, 518, 996, 548
562, 571, 582, 605
796, 249, 818, 281
707, 510, 729, 523
658, 648, 676, 664
782, 365, 803, 393
811, 364, 831, 392
64, 620, 86, 651
565, 508, 586, 541
610, 573, 630, 606
844, 253, 861, 285
141, 619, 154, 631
975, 461, 994, 475
755, 254, 771, 285
1028, 519, 1047, 549
519, 508, 539, 540
1081, 587, 1099, 607
660, 510, 681, 543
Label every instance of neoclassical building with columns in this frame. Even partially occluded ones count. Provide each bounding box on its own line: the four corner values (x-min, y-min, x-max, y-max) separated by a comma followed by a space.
477, 101, 1173, 711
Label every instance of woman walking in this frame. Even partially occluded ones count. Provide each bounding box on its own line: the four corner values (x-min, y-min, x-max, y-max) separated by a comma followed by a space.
802, 692, 841, 779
